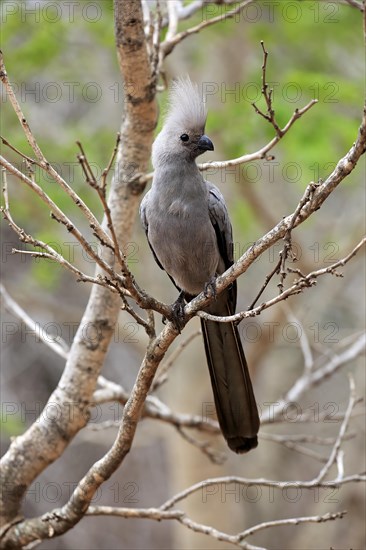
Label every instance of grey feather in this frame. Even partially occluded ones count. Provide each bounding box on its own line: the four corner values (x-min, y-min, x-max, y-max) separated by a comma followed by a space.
165, 77, 207, 131
140, 77, 260, 453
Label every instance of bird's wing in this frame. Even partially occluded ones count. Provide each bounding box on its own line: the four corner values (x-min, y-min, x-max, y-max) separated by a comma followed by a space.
207, 183, 234, 268
140, 190, 181, 292
206, 182, 237, 312
139, 191, 149, 233
140, 191, 165, 271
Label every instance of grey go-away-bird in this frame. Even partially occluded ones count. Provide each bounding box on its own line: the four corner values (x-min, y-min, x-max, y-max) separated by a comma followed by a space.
140, 78, 260, 453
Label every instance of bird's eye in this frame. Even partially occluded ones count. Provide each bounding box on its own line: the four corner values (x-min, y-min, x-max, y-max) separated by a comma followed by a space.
180, 134, 189, 142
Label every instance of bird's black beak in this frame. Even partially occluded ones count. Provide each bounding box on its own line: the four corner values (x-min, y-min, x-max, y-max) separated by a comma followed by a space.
198, 134, 214, 151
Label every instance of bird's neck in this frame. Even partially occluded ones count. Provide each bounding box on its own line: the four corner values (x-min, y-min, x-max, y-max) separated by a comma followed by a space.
154, 157, 200, 178
153, 159, 206, 200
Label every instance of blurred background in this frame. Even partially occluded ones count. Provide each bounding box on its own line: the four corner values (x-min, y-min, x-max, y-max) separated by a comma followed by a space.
1, 1, 365, 548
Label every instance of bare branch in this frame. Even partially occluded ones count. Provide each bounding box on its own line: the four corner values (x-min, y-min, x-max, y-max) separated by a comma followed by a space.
166, 0, 179, 41
0, 286, 214, 440
0, 284, 68, 360
162, 0, 244, 27
175, 425, 226, 465
261, 336, 365, 424
248, 181, 321, 311
1, 151, 173, 322
277, 182, 319, 293
0, 155, 120, 280
197, 236, 366, 323
94, 376, 220, 434
1, 0, 159, 531
0, 53, 115, 250
0, 136, 37, 166
284, 306, 314, 373
86, 504, 347, 550
161, 473, 365, 515
77, 137, 129, 274
251, 41, 283, 137
199, 99, 318, 173
139, 41, 318, 186
316, 376, 356, 483
343, 0, 364, 11
238, 511, 347, 542
161, 378, 363, 517
161, 0, 254, 57
87, 505, 184, 521
152, 329, 201, 390
266, 405, 366, 426
247, 254, 281, 311
260, 431, 355, 463
1, 287, 364, 548
1, 169, 114, 291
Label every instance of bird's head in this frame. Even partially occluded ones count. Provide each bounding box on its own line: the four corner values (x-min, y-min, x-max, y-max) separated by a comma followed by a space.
152, 77, 214, 167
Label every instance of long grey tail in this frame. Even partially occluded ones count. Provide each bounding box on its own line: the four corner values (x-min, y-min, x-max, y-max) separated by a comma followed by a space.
201, 306, 260, 453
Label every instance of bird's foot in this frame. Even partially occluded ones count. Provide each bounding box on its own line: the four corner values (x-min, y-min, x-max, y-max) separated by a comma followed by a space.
204, 277, 217, 300
163, 291, 186, 333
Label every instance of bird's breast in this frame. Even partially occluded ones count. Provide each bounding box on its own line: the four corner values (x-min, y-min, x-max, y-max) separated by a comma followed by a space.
167, 200, 191, 218
148, 204, 220, 295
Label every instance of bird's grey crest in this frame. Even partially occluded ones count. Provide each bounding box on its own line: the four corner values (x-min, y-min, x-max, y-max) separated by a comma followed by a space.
152, 77, 209, 167
164, 77, 207, 131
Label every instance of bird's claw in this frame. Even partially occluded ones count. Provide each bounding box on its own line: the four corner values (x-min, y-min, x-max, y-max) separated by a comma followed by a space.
204, 277, 217, 300
163, 292, 186, 333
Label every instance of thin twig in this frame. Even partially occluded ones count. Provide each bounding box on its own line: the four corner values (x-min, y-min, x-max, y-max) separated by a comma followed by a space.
198, 237, 366, 323
0, 284, 69, 359
120, 294, 155, 339
76, 141, 98, 187
1, 154, 170, 320
252, 41, 282, 137
0, 154, 120, 280
261, 337, 365, 424
152, 329, 201, 390
159, 378, 362, 513
166, 0, 179, 42
161, 0, 254, 57
0, 52, 115, 250
1, 169, 111, 289
198, 99, 318, 173
260, 431, 355, 463
175, 426, 226, 465
101, 133, 120, 192
0, 136, 38, 166
247, 256, 281, 311
77, 138, 128, 273
314, 375, 357, 483
343, 0, 364, 11
238, 511, 347, 541
278, 182, 319, 293
284, 305, 314, 373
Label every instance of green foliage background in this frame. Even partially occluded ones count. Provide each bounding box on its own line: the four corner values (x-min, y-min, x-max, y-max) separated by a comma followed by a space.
1, 1, 363, 286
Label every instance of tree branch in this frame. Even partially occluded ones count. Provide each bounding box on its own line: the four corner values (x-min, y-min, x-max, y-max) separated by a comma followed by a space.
197, 236, 366, 323
185, 104, 366, 320
0, 54, 116, 252
79, 378, 358, 548
198, 99, 318, 173
160, 0, 254, 57
343, 0, 364, 11
261, 334, 365, 423
1, 0, 158, 528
